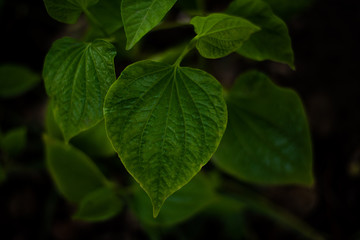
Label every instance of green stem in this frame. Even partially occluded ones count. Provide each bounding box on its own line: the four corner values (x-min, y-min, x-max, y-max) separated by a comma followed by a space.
173, 37, 198, 67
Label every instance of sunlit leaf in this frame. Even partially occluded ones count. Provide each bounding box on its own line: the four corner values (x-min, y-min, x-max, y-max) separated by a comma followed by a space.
121, 0, 177, 50
191, 13, 260, 59
43, 37, 116, 142
104, 60, 227, 216
213, 71, 313, 185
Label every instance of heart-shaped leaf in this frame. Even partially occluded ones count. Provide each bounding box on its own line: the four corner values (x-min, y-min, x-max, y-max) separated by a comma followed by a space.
43, 37, 116, 142
213, 71, 313, 185
104, 60, 227, 217
121, 0, 177, 50
43, 0, 99, 24
226, 0, 295, 68
191, 13, 260, 59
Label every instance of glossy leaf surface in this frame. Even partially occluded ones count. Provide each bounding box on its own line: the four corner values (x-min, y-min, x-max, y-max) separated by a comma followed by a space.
213, 71, 313, 185
122, 0, 177, 50
43, 0, 99, 24
0, 64, 41, 98
1, 127, 27, 157
191, 13, 260, 59
44, 135, 108, 202
43, 37, 116, 142
132, 174, 217, 225
104, 60, 227, 216
88, 0, 123, 34
73, 187, 123, 222
227, 0, 294, 68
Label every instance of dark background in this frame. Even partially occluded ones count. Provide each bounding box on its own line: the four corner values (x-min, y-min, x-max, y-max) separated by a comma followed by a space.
0, 0, 359, 239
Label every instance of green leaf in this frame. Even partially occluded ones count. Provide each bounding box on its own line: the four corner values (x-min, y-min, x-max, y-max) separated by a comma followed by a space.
132, 174, 217, 226
43, 0, 99, 24
1, 127, 27, 157
88, 0, 123, 34
44, 135, 109, 202
213, 71, 313, 185
73, 187, 123, 222
121, 0, 177, 50
104, 60, 227, 217
226, 0, 295, 68
263, 0, 312, 19
45, 101, 115, 157
0, 64, 41, 98
43, 37, 117, 142
191, 13, 260, 59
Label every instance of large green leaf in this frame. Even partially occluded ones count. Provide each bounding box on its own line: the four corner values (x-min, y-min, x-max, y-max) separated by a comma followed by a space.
1, 127, 27, 157
0, 64, 41, 98
44, 135, 109, 202
213, 71, 313, 185
88, 0, 123, 34
43, 0, 99, 24
191, 13, 260, 59
226, 0, 294, 68
104, 60, 227, 216
73, 187, 123, 222
46, 100, 115, 157
132, 173, 217, 226
121, 0, 177, 50
43, 37, 117, 142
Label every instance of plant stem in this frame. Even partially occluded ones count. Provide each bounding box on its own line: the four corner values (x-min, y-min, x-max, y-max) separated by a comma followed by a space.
173, 37, 198, 67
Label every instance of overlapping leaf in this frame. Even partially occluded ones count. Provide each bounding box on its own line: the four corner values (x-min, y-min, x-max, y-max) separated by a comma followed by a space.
213, 71, 313, 185
0, 64, 41, 98
104, 60, 227, 216
73, 187, 123, 222
43, 37, 116, 142
226, 0, 294, 68
44, 135, 109, 202
88, 0, 123, 34
43, 0, 99, 24
122, 0, 177, 50
132, 174, 217, 225
191, 13, 260, 59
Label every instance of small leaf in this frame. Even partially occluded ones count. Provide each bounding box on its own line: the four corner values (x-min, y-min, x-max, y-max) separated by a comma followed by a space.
43, 0, 99, 24
132, 174, 217, 226
191, 13, 260, 59
43, 37, 117, 142
88, 0, 123, 34
226, 0, 295, 68
44, 135, 109, 202
104, 60, 227, 217
1, 127, 27, 157
213, 71, 313, 185
0, 64, 41, 98
121, 0, 177, 50
73, 187, 123, 222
